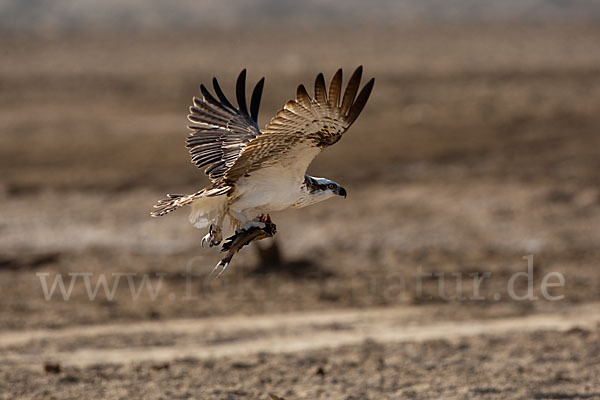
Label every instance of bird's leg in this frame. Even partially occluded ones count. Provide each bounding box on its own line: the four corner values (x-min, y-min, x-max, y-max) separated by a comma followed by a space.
211, 214, 277, 276
222, 214, 276, 252
201, 224, 222, 248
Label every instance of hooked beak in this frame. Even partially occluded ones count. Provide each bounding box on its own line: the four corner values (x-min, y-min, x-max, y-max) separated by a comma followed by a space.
337, 187, 347, 198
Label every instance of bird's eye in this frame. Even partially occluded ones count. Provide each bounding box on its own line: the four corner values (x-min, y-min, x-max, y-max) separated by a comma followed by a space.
327, 183, 335, 190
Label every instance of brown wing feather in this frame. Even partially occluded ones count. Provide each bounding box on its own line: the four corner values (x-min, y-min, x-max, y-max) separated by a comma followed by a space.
153, 67, 373, 217
347, 77, 375, 125
186, 69, 264, 183
314, 73, 328, 105
340, 66, 363, 116
224, 67, 375, 182
328, 69, 343, 108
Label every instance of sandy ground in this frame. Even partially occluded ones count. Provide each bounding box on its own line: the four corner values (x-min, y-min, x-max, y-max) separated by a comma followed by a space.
1, 303, 599, 399
2, 24, 600, 398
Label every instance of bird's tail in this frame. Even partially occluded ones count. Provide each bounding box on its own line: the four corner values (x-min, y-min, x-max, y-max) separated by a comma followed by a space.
150, 193, 199, 217
150, 186, 230, 217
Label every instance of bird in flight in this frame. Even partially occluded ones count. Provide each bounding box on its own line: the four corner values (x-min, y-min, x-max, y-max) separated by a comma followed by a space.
151, 67, 374, 274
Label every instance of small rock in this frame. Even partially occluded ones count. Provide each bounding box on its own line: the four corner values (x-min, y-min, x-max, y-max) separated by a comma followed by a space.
44, 362, 61, 374
151, 363, 170, 371
59, 375, 79, 384
565, 327, 590, 337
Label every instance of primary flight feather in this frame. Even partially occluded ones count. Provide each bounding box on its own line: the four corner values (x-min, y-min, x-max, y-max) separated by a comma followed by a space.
151, 67, 374, 273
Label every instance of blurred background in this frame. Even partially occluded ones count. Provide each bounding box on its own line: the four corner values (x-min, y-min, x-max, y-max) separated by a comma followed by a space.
1, 1, 600, 398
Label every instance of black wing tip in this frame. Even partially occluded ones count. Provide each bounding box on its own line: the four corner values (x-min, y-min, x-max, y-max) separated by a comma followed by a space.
199, 83, 217, 104
250, 77, 265, 123
235, 69, 247, 88
315, 73, 326, 87
236, 69, 247, 90
236, 69, 249, 116
297, 83, 309, 95
361, 78, 375, 104
346, 76, 375, 125
211, 76, 221, 95
350, 66, 363, 80
212, 76, 237, 110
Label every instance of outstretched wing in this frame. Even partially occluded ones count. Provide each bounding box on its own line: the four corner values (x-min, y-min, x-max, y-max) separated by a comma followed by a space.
152, 68, 373, 216
186, 69, 265, 183
224, 66, 374, 182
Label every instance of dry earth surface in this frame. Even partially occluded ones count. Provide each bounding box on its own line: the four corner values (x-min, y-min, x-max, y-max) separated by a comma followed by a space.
1, 24, 600, 399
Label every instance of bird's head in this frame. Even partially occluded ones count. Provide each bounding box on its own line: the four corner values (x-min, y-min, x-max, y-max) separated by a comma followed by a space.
308, 177, 347, 199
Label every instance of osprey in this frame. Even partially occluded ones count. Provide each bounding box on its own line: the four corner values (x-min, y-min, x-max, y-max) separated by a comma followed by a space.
152, 67, 374, 273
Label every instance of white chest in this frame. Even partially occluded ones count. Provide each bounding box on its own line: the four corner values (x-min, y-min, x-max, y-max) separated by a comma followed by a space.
230, 166, 304, 213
